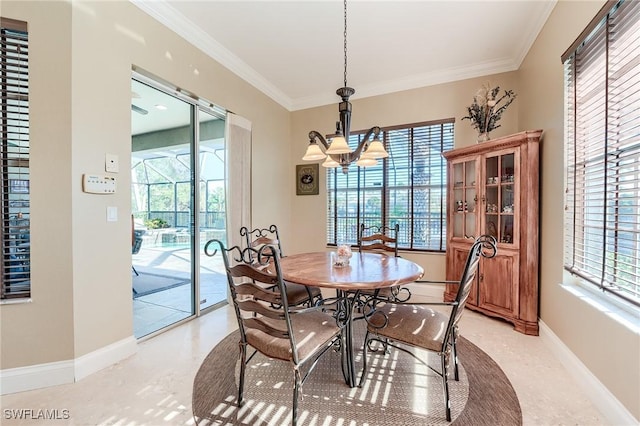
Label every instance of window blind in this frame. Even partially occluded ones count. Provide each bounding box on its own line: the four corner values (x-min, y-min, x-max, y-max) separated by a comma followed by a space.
564, 0, 640, 306
327, 119, 454, 251
1, 18, 30, 299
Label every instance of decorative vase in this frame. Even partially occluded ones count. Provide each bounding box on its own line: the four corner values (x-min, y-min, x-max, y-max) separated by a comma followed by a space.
477, 132, 490, 143
333, 254, 350, 268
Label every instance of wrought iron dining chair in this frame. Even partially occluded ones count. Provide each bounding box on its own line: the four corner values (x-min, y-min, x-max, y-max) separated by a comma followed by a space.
205, 239, 342, 425
358, 235, 497, 421
357, 223, 411, 302
240, 225, 323, 307
131, 214, 145, 278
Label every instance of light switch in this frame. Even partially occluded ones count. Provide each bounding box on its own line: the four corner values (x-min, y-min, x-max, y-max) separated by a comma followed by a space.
105, 154, 119, 173
107, 206, 118, 222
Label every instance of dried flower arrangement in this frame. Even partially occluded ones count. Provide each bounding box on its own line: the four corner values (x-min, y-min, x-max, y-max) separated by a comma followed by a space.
462, 84, 516, 139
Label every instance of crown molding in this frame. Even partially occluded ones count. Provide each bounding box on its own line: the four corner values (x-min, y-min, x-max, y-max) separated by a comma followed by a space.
129, 0, 294, 111
291, 57, 520, 111
512, 1, 557, 67
130, 0, 556, 113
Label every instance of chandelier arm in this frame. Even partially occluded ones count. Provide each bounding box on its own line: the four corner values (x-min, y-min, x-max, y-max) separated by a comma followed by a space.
308, 130, 331, 150
342, 126, 382, 163
362, 126, 382, 144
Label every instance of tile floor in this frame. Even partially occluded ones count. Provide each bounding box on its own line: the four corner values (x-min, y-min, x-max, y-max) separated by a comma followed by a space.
133, 279, 227, 339
0, 305, 609, 426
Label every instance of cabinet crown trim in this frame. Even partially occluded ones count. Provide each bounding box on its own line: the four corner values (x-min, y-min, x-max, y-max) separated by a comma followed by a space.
443, 130, 542, 159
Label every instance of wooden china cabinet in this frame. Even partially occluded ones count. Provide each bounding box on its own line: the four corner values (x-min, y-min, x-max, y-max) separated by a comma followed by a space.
442, 130, 541, 335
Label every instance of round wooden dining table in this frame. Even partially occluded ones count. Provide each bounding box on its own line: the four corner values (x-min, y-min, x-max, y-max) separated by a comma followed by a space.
279, 251, 424, 387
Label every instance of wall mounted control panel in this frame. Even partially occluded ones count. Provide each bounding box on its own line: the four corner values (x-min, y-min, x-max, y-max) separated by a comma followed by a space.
82, 174, 117, 194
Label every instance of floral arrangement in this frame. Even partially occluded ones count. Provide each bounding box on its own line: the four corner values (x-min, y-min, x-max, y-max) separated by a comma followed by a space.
334, 243, 352, 267
462, 84, 516, 135
337, 244, 352, 258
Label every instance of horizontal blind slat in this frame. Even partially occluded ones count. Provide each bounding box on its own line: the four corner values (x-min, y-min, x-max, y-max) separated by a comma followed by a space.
2, 20, 31, 299
563, 0, 640, 307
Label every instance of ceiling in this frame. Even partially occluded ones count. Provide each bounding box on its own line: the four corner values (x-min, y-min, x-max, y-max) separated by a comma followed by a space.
131, 0, 556, 112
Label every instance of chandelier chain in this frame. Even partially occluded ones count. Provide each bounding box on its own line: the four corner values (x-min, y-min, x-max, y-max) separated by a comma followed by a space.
303, 0, 385, 173
343, 0, 348, 88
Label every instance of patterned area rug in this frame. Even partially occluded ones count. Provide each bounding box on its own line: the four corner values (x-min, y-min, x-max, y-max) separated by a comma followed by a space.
192, 322, 521, 425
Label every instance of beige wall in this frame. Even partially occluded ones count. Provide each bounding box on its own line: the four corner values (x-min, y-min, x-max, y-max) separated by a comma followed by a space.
291, 0, 638, 419
1, 0, 637, 420
0, 1, 76, 368
1, 0, 291, 369
290, 72, 520, 278
518, 0, 639, 419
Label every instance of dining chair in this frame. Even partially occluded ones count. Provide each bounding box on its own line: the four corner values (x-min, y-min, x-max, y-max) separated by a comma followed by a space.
205, 239, 342, 425
131, 236, 143, 277
357, 223, 411, 302
131, 214, 145, 277
240, 225, 323, 307
358, 235, 497, 421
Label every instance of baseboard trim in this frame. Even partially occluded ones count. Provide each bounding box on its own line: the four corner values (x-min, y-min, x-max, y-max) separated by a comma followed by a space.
0, 360, 75, 395
74, 335, 138, 381
539, 320, 638, 425
1, 336, 138, 395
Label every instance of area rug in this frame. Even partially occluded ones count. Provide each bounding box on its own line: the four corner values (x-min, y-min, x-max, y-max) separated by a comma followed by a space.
132, 272, 189, 298
192, 321, 521, 425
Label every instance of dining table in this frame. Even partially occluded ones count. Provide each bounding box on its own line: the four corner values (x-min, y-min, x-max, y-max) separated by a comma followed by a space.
279, 251, 424, 387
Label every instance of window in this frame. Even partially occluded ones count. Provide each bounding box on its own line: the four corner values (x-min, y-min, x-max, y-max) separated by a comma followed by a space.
1, 18, 30, 300
562, 0, 640, 306
327, 120, 454, 251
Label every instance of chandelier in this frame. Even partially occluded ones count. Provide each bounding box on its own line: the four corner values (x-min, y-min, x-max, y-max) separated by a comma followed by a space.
302, 0, 388, 174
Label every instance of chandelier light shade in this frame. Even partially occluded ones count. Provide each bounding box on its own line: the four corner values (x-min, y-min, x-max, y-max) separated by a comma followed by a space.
365, 139, 389, 158
322, 155, 340, 169
324, 135, 351, 155
302, 0, 388, 174
301, 143, 326, 161
355, 150, 378, 167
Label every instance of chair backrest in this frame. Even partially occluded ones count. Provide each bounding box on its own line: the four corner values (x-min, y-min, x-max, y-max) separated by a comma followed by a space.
444, 235, 497, 347
206, 239, 301, 364
240, 225, 284, 257
358, 223, 399, 257
132, 236, 143, 255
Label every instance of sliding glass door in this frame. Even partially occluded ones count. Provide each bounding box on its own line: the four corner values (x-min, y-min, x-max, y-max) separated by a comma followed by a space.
131, 75, 227, 338
197, 108, 227, 310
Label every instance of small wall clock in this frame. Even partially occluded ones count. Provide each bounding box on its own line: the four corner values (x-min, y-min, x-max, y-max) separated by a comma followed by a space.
296, 164, 319, 195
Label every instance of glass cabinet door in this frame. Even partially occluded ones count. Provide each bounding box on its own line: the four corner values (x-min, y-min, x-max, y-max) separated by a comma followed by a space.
484, 152, 516, 245
451, 159, 478, 239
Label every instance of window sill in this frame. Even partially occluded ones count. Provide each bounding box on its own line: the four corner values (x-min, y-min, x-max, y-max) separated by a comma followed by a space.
560, 275, 640, 335
0, 297, 32, 306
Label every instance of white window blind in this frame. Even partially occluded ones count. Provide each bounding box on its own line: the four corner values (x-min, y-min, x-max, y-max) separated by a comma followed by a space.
1, 17, 30, 299
563, 0, 640, 306
327, 120, 454, 251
